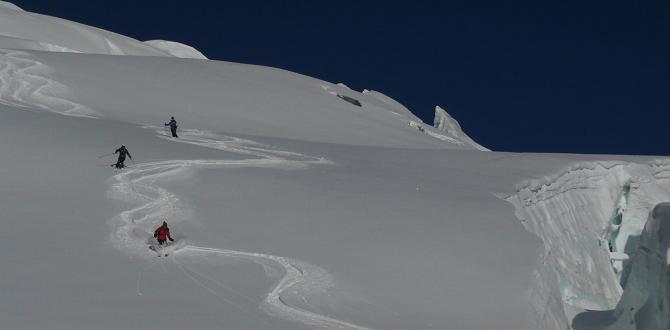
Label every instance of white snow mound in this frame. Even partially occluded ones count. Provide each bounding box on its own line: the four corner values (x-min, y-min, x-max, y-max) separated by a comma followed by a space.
144, 40, 208, 59
0, 1, 22, 11
0, 2, 169, 56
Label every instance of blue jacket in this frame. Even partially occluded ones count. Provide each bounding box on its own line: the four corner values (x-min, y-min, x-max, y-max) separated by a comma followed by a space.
165, 119, 177, 129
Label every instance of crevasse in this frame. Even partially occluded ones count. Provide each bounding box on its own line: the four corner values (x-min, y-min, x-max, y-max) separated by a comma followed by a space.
505, 160, 670, 330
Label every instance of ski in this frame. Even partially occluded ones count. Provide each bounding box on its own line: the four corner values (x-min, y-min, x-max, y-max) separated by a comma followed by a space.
149, 244, 169, 257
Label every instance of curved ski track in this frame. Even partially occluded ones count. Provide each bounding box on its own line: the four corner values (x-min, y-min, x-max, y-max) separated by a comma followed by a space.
108, 127, 370, 330
0, 49, 96, 117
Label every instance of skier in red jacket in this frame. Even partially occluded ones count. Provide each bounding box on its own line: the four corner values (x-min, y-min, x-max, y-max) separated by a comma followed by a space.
153, 221, 174, 245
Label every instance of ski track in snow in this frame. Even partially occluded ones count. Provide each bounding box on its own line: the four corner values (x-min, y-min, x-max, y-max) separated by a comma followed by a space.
0, 49, 96, 117
107, 127, 370, 330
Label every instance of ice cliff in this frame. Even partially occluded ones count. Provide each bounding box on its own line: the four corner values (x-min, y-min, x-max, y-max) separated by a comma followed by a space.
604, 202, 670, 329
507, 160, 670, 329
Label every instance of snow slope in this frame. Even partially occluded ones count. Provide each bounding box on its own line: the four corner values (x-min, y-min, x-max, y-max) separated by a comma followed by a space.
0, 48, 485, 149
0, 3, 668, 330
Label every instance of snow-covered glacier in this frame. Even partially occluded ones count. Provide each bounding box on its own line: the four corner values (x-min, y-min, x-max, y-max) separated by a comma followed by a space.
0, 2, 667, 329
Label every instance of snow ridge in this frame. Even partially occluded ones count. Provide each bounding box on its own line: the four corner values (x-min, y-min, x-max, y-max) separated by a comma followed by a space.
144, 40, 208, 59
433, 106, 489, 151
107, 127, 370, 330
0, 49, 96, 117
409, 120, 466, 145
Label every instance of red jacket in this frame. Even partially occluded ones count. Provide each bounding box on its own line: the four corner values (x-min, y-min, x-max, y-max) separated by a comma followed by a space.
154, 226, 172, 241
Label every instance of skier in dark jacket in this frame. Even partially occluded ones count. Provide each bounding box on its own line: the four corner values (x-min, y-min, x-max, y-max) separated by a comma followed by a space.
153, 221, 174, 245
165, 116, 178, 138
114, 145, 131, 169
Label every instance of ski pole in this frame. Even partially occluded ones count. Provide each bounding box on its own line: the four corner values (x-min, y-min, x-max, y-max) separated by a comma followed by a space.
97, 152, 114, 158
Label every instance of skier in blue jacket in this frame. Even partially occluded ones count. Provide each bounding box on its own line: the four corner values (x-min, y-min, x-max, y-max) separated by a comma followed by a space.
165, 116, 178, 138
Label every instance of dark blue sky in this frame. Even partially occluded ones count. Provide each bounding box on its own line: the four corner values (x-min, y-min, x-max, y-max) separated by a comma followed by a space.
13, 0, 670, 154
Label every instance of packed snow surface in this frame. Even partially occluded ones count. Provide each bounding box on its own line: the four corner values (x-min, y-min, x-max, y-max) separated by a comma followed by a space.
0, 2, 668, 329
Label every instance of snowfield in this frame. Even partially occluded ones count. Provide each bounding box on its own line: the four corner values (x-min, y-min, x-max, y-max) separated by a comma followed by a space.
0, 2, 668, 329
